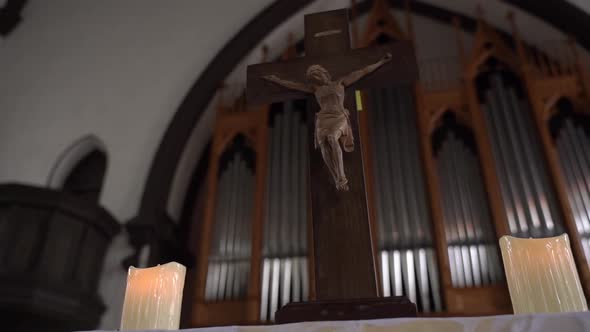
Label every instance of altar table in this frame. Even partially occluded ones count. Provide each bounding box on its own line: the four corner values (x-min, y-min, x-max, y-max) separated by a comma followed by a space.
89, 312, 590, 332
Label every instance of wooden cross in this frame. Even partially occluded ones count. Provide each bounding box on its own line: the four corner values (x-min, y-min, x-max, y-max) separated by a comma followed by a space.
247, 9, 418, 321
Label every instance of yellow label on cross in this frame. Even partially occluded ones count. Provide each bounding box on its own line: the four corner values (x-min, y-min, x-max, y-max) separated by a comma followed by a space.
355, 90, 363, 111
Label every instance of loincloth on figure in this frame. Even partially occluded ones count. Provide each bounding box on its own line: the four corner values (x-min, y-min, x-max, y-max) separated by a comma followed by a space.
315, 108, 354, 152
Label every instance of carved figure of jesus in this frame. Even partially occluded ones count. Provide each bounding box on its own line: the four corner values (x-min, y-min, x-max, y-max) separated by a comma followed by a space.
264, 53, 392, 191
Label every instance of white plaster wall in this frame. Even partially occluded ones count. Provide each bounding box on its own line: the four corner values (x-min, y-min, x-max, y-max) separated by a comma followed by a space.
0, 0, 274, 222
566, 0, 590, 16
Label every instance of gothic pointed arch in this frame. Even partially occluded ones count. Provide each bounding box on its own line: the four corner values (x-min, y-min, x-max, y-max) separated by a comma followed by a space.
48, 135, 107, 202
361, 0, 408, 47
466, 14, 520, 80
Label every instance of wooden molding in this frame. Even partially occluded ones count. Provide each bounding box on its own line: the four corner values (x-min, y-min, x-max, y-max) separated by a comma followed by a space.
414, 83, 452, 308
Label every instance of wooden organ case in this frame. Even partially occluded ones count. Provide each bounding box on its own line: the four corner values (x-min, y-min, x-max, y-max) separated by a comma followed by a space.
188, 1, 590, 326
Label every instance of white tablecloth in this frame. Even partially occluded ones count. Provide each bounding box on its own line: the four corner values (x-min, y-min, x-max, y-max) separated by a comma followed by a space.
90, 312, 590, 332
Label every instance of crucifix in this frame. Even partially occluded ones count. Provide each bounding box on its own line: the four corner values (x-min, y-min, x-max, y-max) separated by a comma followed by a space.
247, 9, 418, 322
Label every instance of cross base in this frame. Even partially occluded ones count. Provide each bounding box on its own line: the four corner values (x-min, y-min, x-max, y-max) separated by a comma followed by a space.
275, 296, 417, 324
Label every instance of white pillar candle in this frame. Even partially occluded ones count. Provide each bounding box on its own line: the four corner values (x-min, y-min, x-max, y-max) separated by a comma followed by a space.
499, 234, 588, 314
120, 262, 186, 330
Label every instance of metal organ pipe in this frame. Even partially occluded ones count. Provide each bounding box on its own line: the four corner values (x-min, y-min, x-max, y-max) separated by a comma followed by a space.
279, 108, 292, 257
390, 89, 412, 250
509, 92, 558, 233
218, 159, 236, 300
368, 85, 441, 313
487, 89, 529, 235
556, 118, 590, 261
566, 123, 590, 231
260, 103, 309, 322
435, 131, 502, 288
226, 158, 244, 299
464, 151, 499, 283
481, 73, 564, 238
495, 80, 543, 234
455, 142, 483, 286
370, 88, 395, 297
205, 160, 229, 301
241, 167, 254, 297
205, 153, 255, 302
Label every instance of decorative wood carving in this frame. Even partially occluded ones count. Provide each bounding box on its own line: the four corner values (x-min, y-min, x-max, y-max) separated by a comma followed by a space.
361, 0, 408, 46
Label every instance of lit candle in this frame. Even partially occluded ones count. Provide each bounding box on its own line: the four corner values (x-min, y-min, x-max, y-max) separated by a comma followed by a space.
120, 262, 186, 330
499, 234, 587, 314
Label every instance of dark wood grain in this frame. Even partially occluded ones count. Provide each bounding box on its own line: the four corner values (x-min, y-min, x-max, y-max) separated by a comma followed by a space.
307, 94, 379, 299
304, 9, 351, 57
247, 42, 417, 105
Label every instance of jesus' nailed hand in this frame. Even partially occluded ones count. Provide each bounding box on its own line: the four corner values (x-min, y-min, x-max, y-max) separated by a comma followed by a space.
262, 52, 392, 191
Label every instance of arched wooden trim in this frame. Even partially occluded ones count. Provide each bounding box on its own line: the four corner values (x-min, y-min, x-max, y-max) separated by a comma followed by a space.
466, 50, 521, 82
415, 83, 452, 309
418, 82, 469, 137
428, 107, 472, 138
544, 94, 588, 121
360, 0, 407, 47
47, 135, 107, 189
466, 17, 520, 81
212, 109, 264, 156
213, 129, 256, 158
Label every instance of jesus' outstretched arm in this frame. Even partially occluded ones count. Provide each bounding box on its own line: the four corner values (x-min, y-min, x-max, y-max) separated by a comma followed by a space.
263, 75, 313, 93
339, 52, 392, 87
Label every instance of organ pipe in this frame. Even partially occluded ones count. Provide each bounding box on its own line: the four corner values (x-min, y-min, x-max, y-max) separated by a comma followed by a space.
369, 85, 441, 313
260, 103, 309, 322
555, 117, 590, 261
480, 72, 564, 238
435, 131, 502, 288
205, 153, 255, 301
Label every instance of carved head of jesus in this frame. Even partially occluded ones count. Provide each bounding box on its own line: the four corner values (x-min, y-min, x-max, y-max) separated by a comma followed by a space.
306, 65, 331, 85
